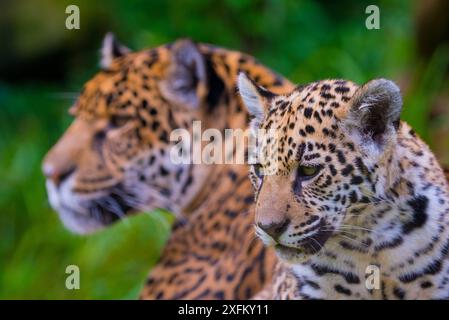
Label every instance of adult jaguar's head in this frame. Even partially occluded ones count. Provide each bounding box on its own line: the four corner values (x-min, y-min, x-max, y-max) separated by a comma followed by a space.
43, 34, 226, 234
238, 73, 403, 264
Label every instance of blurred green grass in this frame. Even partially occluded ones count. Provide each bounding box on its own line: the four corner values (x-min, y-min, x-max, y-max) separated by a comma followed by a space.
0, 0, 447, 299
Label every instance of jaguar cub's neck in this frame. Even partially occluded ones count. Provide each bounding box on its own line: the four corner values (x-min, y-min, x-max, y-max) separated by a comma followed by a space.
290, 122, 449, 299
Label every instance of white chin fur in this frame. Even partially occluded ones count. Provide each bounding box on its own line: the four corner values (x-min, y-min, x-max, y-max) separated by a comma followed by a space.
45, 179, 104, 234
274, 245, 310, 265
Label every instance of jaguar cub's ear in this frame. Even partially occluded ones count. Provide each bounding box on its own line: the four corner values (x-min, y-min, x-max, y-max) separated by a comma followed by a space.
344, 78, 402, 151
238, 72, 275, 130
160, 39, 207, 109
100, 32, 131, 69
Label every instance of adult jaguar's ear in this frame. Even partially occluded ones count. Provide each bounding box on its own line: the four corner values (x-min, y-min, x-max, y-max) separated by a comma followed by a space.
343, 78, 402, 152
238, 72, 275, 130
160, 39, 207, 109
100, 32, 131, 69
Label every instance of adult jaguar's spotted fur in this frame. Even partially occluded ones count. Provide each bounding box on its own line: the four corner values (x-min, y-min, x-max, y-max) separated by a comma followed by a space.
42, 34, 294, 299
239, 74, 449, 299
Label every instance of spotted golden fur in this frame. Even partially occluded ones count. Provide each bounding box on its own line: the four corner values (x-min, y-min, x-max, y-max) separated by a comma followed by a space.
43, 34, 295, 299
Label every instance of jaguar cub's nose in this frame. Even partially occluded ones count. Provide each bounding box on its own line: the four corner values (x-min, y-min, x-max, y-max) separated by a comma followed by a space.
258, 219, 290, 240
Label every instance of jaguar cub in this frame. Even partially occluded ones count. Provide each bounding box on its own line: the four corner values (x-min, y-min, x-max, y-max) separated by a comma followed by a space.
238, 74, 449, 299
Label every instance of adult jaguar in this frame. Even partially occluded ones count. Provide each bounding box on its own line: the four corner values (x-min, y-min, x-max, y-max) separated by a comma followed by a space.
42, 34, 294, 299
238, 73, 449, 299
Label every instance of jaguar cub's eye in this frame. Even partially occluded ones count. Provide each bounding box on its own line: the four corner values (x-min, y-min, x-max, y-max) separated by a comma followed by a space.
253, 163, 264, 178
297, 165, 320, 180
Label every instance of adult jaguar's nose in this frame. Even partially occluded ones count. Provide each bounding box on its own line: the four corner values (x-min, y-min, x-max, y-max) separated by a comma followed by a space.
41, 119, 90, 188
257, 219, 290, 241
42, 162, 76, 188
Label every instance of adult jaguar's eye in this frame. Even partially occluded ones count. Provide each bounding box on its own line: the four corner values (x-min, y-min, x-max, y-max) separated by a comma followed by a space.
110, 115, 131, 128
297, 165, 320, 180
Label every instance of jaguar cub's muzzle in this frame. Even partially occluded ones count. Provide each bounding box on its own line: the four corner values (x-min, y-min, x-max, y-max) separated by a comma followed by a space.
255, 217, 333, 264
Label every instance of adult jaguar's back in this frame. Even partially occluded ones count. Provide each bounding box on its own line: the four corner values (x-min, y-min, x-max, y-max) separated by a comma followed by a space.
42, 34, 294, 299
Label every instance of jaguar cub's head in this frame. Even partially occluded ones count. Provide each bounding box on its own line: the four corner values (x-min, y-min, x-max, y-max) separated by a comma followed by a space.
43, 34, 214, 234
238, 73, 402, 264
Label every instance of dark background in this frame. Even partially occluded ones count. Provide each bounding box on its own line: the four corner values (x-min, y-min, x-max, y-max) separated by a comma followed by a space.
0, 0, 448, 298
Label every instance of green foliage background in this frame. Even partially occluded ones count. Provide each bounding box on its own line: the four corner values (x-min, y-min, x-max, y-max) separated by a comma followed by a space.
0, 0, 447, 299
